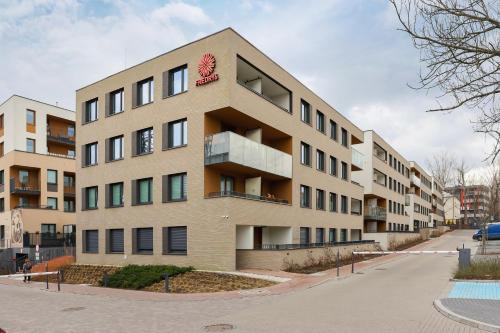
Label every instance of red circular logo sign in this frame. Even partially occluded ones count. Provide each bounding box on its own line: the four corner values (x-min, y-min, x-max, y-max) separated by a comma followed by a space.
198, 53, 216, 78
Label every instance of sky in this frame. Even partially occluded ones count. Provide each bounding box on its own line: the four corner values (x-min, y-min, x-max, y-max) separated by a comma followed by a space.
0, 0, 494, 178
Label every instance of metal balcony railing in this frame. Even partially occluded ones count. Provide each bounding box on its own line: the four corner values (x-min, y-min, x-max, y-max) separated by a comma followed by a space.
64, 185, 76, 196
23, 232, 76, 248
364, 206, 387, 221
207, 190, 289, 205
47, 131, 75, 146
410, 174, 421, 187
351, 147, 364, 169
10, 177, 40, 194
256, 240, 375, 250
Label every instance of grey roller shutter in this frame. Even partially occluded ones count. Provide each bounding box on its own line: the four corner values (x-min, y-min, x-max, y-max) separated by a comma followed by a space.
300, 227, 310, 246
162, 71, 169, 98
162, 122, 168, 150
85, 230, 98, 253
104, 138, 110, 163
104, 93, 110, 117
81, 187, 87, 210
161, 175, 168, 203
168, 227, 187, 253
81, 145, 86, 167
81, 102, 86, 124
104, 184, 110, 208
131, 131, 137, 156
131, 82, 137, 108
110, 229, 124, 253
136, 228, 153, 253
131, 180, 137, 205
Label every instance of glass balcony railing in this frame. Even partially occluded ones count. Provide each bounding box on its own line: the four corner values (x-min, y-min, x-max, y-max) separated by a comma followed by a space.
364, 206, 387, 221
351, 147, 364, 170
204, 131, 292, 178
410, 174, 421, 187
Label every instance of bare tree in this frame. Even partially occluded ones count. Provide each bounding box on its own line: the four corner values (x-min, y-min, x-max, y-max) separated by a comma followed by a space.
390, 0, 500, 159
483, 161, 500, 219
427, 151, 457, 224
456, 159, 470, 228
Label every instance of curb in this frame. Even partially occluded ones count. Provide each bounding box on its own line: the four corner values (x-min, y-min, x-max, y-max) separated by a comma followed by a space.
434, 299, 500, 333
450, 279, 500, 283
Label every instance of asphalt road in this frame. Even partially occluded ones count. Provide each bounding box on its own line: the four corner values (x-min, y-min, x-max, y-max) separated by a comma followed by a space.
0, 230, 485, 333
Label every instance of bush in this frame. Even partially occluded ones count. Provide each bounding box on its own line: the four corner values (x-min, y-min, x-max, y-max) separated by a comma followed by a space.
105, 265, 193, 289
454, 259, 500, 280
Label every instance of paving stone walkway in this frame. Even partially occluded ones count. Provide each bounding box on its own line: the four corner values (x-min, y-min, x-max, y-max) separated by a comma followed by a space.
441, 298, 500, 327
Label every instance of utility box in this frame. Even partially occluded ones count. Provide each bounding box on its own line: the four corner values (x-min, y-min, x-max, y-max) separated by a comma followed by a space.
458, 248, 471, 270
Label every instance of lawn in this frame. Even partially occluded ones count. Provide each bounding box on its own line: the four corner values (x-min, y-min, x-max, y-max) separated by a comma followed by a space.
454, 259, 500, 280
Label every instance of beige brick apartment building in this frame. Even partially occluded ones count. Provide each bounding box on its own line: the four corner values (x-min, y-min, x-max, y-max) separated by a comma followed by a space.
76, 28, 366, 271
0, 95, 76, 249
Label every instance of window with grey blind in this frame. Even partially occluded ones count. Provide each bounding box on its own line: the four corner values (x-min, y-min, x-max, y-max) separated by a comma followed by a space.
165, 118, 187, 149
83, 230, 98, 253
316, 150, 325, 171
135, 127, 153, 155
108, 135, 124, 161
316, 110, 325, 133
330, 120, 338, 141
47, 169, 57, 192
137, 77, 154, 106
107, 182, 123, 208
341, 128, 348, 147
166, 173, 187, 202
109, 88, 124, 115
341, 161, 348, 180
133, 227, 153, 254
134, 178, 153, 205
316, 189, 325, 210
329, 192, 337, 212
167, 65, 188, 96
329, 228, 337, 243
107, 229, 124, 254
83, 186, 98, 210
329, 156, 337, 176
316, 228, 324, 244
84, 142, 98, 166
300, 99, 311, 124
300, 227, 310, 246
84, 98, 98, 123
164, 226, 187, 254
341, 195, 348, 214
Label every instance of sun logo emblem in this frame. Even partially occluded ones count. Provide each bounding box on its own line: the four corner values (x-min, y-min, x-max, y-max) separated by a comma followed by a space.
198, 53, 216, 78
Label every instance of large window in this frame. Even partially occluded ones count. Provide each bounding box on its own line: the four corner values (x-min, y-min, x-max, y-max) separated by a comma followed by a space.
316, 150, 325, 172
316, 228, 325, 244
108, 182, 123, 208
300, 142, 311, 166
84, 142, 98, 166
341, 128, 348, 147
167, 118, 187, 148
26, 138, 35, 152
107, 229, 124, 254
64, 199, 75, 212
341, 195, 348, 214
164, 226, 187, 254
137, 78, 154, 106
316, 189, 325, 210
220, 175, 234, 192
329, 156, 337, 176
84, 186, 98, 210
47, 169, 57, 191
329, 228, 337, 243
84, 99, 98, 123
167, 173, 187, 201
330, 120, 338, 141
316, 111, 325, 133
300, 227, 310, 245
133, 227, 153, 254
329, 192, 337, 212
300, 100, 311, 124
136, 127, 154, 155
136, 178, 153, 205
109, 135, 124, 161
26, 109, 35, 125
83, 230, 98, 253
300, 185, 311, 208
168, 65, 188, 96
110, 89, 124, 115
341, 161, 348, 180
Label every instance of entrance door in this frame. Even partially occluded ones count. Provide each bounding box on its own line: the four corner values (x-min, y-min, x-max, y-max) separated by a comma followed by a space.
15, 253, 28, 272
253, 227, 263, 249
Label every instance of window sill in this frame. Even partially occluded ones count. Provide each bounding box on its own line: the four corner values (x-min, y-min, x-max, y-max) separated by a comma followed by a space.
82, 119, 98, 126
163, 252, 187, 256
300, 163, 312, 168
165, 198, 187, 203
163, 90, 188, 99
107, 251, 124, 254
133, 151, 153, 157
132, 202, 153, 206
105, 110, 124, 118
162, 144, 187, 151
133, 251, 153, 255
106, 158, 124, 163
82, 207, 98, 211
82, 251, 98, 254
82, 163, 98, 168
301, 120, 312, 127
132, 101, 154, 109
106, 204, 124, 209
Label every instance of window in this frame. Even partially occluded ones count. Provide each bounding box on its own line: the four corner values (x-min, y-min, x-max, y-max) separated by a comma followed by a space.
26, 109, 35, 125
133, 227, 153, 254
300, 100, 311, 124
26, 138, 35, 152
341, 195, 348, 214
389, 200, 392, 213
64, 199, 75, 212
329, 228, 337, 243
110, 89, 124, 115
341, 128, 348, 147
0, 114, 3, 131
164, 226, 187, 254
108, 135, 124, 161
108, 182, 123, 208
341, 162, 348, 180
19, 170, 29, 184
329, 192, 337, 212
136, 127, 154, 155
300, 142, 311, 166
137, 77, 154, 106
67, 125, 75, 137
168, 65, 188, 96
316, 150, 325, 171
316, 228, 324, 244
47, 170, 57, 185
0, 199, 3, 213
83, 230, 98, 253
41, 224, 56, 235
389, 177, 392, 190
47, 197, 57, 210
107, 229, 124, 254
329, 156, 337, 176
0, 170, 4, 190
316, 111, 325, 133
84, 142, 98, 166
135, 178, 153, 205
340, 229, 348, 242
166, 173, 187, 202
316, 189, 325, 210
84, 186, 98, 210
300, 185, 311, 208
300, 227, 310, 245
167, 118, 187, 148
84, 99, 98, 123
220, 175, 234, 192
330, 120, 338, 141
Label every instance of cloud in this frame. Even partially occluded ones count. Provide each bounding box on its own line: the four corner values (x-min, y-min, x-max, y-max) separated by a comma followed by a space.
151, 2, 213, 25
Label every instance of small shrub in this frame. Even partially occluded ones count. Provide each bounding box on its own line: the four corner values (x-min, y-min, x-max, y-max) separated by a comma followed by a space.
454, 259, 500, 280
105, 265, 193, 289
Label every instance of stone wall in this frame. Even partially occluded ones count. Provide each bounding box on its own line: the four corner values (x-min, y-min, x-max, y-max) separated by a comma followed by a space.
364, 232, 423, 250
236, 242, 380, 271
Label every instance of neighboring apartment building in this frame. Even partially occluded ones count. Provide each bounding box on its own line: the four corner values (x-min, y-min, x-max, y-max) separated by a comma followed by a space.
430, 177, 444, 227
446, 185, 490, 226
406, 161, 433, 230
0, 95, 76, 249
76, 28, 365, 271
352, 130, 411, 232
444, 191, 461, 225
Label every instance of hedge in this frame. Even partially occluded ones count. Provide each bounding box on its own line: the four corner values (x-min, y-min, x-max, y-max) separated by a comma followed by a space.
105, 265, 193, 289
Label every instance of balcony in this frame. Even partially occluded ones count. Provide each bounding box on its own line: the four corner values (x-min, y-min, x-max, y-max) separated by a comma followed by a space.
410, 173, 421, 187
10, 177, 40, 195
64, 185, 76, 197
23, 232, 75, 248
364, 206, 387, 221
47, 152, 75, 159
351, 147, 364, 171
207, 190, 289, 205
47, 132, 75, 146
204, 131, 292, 179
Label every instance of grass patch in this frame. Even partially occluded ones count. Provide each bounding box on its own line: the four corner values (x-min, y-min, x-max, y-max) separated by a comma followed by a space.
105, 265, 193, 289
454, 259, 500, 280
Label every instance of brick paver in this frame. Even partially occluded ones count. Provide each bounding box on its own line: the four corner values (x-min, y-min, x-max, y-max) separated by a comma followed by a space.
441, 298, 500, 327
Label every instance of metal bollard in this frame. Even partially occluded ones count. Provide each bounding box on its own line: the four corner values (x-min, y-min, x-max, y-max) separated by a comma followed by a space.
458, 248, 471, 270
57, 270, 61, 292
336, 250, 340, 277
60, 269, 65, 283
164, 273, 169, 293
351, 252, 354, 274
45, 262, 49, 290
103, 272, 109, 287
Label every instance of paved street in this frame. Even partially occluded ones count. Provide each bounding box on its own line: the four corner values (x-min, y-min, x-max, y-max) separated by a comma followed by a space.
0, 230, 486, 333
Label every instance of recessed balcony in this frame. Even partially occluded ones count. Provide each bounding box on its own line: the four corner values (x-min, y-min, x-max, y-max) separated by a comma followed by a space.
364, 205, 387, 221
204, 131, 292, 179
351, 147, 364, 171
410, 173, 421, 187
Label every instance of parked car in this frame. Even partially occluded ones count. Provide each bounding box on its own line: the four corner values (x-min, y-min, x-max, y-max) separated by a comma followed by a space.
473, 223, 500, 240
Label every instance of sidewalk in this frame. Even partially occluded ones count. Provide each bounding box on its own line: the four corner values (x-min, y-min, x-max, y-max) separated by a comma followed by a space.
435, 281, 500, 333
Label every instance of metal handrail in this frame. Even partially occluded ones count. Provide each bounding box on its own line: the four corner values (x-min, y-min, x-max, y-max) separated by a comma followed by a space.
255, 240, 375, 251
207, 191, 289, 204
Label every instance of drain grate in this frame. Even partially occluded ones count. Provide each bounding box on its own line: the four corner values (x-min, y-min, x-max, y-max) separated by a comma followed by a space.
61, 307, 86, 312
204, 324, 234, 332
375, 268, 387, 271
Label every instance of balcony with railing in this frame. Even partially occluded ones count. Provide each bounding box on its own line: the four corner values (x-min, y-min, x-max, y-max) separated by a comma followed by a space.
204, 131, 292, 179
410, 173, 421, 187
23, 232, 75, 248
208, 190, 289, 205
10, 177, 40, 195
364, 206, 387, 221
351, 147, 364, 171
47, 131, 75, 146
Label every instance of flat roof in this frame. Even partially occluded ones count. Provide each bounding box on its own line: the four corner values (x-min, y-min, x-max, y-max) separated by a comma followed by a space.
0, 94, 75, 113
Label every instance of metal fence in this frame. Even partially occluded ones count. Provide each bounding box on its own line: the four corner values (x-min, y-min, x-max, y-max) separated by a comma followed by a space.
257, 240, 375, 250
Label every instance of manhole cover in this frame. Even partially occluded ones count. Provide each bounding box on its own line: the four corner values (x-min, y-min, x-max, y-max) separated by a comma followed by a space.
61, 307, 86, 312
355, 272, 364, 274
375, 268, 387, 271
204, 324, 234, 332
